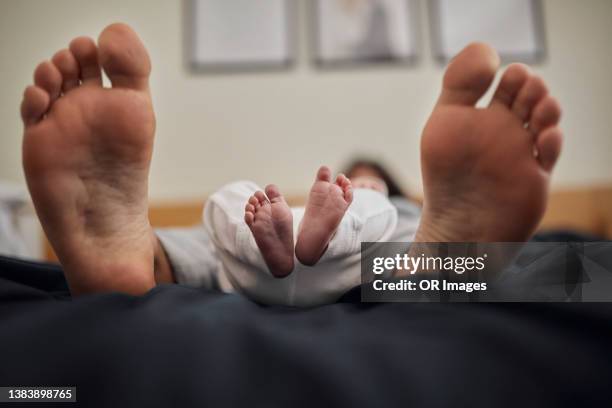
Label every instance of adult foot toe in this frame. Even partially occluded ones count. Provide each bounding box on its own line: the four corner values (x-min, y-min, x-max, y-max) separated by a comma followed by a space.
69, 36, 102, 86
98, 23, 151, 90
511, 75, 548, 122
438, 42, 499, 106
20, 86, 50, 125
530, 95, 562, 134
33, 61, 62, 102
536, 127, 563, 172
490, 63, 530, 108
51, 49, 80, 92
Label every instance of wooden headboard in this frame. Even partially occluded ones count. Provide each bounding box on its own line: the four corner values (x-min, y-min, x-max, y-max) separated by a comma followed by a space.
44, 187, 612, 261
539, 186, 612, 238
146, 195, 308, 228
145, 187, 612, 235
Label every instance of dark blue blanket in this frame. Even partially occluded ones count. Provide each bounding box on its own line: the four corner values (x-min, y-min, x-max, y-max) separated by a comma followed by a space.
1, 247, 611, 407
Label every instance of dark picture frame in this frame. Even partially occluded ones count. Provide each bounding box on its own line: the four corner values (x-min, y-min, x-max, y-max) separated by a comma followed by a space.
429, 0, 547, 64
188, 0, 295, 73
311, 0, 421, 68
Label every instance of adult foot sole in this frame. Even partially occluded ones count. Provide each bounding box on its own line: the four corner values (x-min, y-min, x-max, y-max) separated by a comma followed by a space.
22, 23, 157, 295
416, 43, 562, 243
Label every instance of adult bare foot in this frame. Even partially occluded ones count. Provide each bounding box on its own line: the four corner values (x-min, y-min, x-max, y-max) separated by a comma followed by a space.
244, 185, 294, 278
21, 23, 157, 295
295, 166, 353, 266
416, 43, 562, 243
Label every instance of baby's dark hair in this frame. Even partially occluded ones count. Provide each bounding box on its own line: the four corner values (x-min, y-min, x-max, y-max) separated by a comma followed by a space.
342, 158, 406, 198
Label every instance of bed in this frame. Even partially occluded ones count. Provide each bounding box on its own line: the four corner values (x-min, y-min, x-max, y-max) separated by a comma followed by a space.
6, 186, 612, 406
1, 250, 612, 407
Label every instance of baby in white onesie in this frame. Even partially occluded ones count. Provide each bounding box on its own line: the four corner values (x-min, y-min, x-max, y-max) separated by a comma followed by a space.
203, 166, 398, 306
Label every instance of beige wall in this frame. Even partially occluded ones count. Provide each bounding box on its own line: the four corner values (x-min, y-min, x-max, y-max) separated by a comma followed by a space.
1, 0, 611, 201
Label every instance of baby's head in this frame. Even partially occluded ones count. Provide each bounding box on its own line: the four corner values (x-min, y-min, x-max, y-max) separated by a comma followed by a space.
343, 158, 406, 197
350, 176, 389, 195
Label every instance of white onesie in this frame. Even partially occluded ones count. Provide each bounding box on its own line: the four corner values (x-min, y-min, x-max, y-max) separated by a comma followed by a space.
202, 181, 398, 306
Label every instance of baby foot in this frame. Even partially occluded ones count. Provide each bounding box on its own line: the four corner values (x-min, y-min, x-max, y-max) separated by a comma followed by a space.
245, 185, 294, 278
295, 166, 353, 266
21, 23, 157, 295
416, 43, 563, 243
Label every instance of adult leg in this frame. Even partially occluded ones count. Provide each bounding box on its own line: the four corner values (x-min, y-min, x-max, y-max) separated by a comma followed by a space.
22, 24, 157, 295
413, 43, 562, 245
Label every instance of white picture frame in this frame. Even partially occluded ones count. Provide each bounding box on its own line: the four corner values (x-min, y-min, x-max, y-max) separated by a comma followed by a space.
312, 0, 420, 67
189, 0, 294, 72
429, 0, 546, 64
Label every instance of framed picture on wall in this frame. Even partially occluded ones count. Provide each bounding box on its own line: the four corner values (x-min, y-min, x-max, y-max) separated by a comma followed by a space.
189, 0, 294, 72
312, 0, 420, 67
429, 0, 546, 64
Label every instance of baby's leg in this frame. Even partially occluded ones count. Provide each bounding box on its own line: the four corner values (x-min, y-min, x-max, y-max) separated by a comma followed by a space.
244, 185, 294, 277
287, 186, 398, 306
204, 181, 293, 278
295, 166, 353, 266
322, 188, 398, 261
